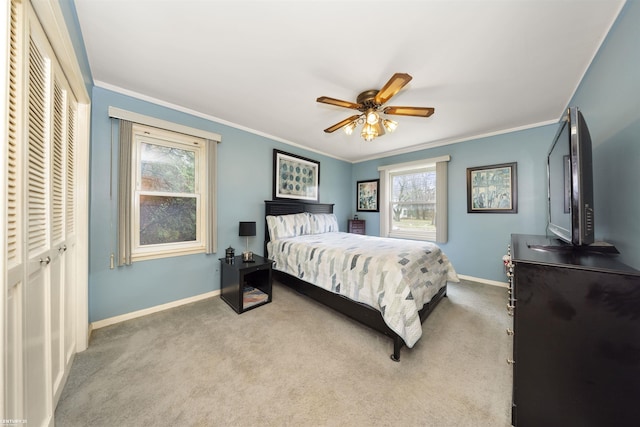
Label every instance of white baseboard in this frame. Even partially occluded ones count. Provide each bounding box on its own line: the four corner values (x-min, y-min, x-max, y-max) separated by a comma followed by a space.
458, 274, 509, 288
89, 276, 505, 331
90, 289, 221, 331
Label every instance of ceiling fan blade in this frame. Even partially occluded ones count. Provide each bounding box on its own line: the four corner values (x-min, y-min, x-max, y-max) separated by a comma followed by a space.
374, 73, 412, 105
383, 106, 435, 117
323, 114, 361, 133
317, 96, 361, 110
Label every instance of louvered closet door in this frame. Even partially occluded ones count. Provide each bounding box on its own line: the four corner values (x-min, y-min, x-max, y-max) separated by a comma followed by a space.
48, 69, 78, 404
64, 97, 78, 378
49, 75, 67, 402
5, 0, 25, 419
25, 16, 54, 427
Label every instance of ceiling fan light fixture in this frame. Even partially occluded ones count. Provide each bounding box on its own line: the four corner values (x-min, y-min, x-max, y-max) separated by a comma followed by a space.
383, 118, 398, 133
344, 121, 357, 135
361, 123, 377, 142
317, 73, 434, 143
365, 109, 379, 125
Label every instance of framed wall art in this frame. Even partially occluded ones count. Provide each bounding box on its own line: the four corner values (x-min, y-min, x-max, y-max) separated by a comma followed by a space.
273, 149, 320, 202
467, 162, 517, 213
356, 179, 379, 212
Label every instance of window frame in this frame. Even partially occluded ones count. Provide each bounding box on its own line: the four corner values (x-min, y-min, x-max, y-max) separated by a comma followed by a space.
378, 155, 450, 243
130, 123, 207, 261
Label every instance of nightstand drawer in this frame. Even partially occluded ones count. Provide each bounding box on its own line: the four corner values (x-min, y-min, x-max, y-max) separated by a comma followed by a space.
348, 220, 366, 235
243, 263, 271, 274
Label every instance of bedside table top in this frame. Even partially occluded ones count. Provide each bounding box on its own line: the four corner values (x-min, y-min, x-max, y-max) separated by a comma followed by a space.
220, 254, 273, 270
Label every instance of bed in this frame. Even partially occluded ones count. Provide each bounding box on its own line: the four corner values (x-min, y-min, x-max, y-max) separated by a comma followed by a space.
264, 200, 459, 361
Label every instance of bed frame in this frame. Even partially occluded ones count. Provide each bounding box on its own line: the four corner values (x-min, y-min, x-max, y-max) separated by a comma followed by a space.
264, 200, 447, 361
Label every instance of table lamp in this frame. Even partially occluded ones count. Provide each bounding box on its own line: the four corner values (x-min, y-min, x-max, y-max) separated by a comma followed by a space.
239, 221, 256, 262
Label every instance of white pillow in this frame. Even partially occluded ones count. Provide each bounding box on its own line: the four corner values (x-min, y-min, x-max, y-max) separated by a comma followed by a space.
309, 213, 339, 234
266, 213, 311, 241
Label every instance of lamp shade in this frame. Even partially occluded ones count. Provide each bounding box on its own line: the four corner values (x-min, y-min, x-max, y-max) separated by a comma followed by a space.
239, 221, 256, 237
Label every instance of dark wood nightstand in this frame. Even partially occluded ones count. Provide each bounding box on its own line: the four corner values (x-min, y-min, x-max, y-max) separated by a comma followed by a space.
348, 219, 366, 235
220, 254, 274, 313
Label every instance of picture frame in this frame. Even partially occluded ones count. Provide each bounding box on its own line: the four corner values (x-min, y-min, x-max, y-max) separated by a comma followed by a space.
467, 162, 517, 213
356, 179, 380, 212
273, 149, 320, 202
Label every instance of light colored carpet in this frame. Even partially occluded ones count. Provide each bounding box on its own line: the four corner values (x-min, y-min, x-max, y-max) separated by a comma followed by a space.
55, 279, 513, 426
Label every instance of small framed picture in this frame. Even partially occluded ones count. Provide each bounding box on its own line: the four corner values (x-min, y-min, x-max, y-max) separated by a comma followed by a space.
467, 162, 517, 213
357, 179, 379, 212
273, 149, 320, 202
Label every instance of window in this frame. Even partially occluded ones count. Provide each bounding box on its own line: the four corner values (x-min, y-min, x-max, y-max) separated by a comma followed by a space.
390, 166, 436, 238
378, 155, 450, 243
112, 108, 220, 265
131, 124, 206, 260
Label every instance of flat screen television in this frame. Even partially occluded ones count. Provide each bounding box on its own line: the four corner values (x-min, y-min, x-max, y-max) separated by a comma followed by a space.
547, 106, 595, 246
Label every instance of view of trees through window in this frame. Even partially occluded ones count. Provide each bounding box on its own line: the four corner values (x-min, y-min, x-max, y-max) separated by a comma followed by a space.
391, 169, 436, 234
139, 142, 197, 245
139, 196, 197, 245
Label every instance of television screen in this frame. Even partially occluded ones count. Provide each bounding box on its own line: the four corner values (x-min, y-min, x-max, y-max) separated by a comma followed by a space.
547, 107, 595, 246
547, 118, 572, 243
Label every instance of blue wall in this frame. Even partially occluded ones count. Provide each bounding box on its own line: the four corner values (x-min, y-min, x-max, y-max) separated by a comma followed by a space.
58, 0, 93, 94
88, 88, 351, 321
570, 0, 640, 268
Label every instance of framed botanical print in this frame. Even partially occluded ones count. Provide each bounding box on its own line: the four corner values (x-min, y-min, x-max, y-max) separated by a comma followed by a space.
273, 149, 320, 202
356, 179, 379, 212
467, 162, 517, 213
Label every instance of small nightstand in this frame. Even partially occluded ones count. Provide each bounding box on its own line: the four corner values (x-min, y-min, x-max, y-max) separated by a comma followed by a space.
220, 254, 274, 314
348, 219, 366, 235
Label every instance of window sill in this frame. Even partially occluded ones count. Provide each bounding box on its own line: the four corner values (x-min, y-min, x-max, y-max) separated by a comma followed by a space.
388, 231, 436, 242
132, 246, 206, 263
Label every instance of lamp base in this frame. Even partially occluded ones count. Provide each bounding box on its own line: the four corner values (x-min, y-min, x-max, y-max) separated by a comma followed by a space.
242, 251, 254, 262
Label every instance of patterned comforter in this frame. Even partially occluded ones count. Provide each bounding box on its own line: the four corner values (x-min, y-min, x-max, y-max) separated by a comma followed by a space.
267, 232, 459, 347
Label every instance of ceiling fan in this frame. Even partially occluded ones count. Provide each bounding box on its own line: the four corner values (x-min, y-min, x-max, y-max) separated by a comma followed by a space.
316, 73, 434, 142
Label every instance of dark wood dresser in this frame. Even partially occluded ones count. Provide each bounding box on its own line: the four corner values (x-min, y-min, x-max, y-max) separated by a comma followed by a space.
348, 219, 365, 235
508, 234, 640, 427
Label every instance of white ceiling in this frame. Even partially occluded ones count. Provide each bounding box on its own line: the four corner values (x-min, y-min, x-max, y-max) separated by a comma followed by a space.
73, 0, 625, 163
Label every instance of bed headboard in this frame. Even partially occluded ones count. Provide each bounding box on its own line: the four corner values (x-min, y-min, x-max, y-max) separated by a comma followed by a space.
264, 200, 334, 256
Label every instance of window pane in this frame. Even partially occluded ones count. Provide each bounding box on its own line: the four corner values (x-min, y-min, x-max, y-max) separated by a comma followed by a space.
140, 142, 195, 192
391, 203, 436, 233
391, 170, 436, 234
140, 195, 197, 245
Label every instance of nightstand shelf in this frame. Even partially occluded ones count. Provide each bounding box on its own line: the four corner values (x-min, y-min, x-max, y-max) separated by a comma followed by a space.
220, 254, 274, 313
